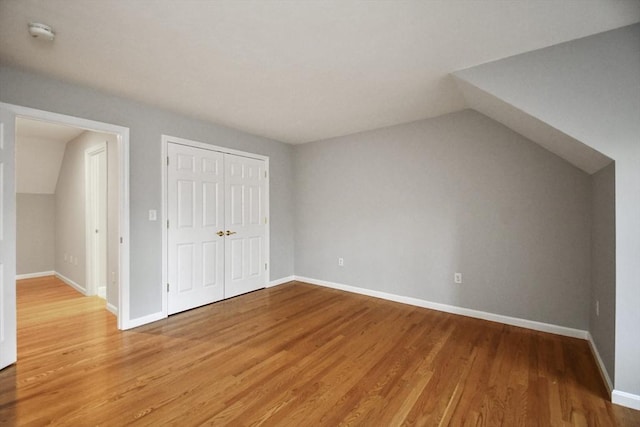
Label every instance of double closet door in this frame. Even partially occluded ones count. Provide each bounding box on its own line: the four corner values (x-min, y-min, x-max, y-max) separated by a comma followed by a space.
167, 142, 267, 315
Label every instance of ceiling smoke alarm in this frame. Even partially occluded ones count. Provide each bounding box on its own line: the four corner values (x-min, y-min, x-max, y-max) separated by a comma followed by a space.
28, 22, 55, 41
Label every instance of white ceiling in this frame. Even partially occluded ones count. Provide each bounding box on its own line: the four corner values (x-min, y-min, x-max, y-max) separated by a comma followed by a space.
16, 118, 84, 194
1, 1, 639, 144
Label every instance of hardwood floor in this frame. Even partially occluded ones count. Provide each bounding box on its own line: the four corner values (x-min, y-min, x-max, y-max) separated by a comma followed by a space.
1, 277, 639, 426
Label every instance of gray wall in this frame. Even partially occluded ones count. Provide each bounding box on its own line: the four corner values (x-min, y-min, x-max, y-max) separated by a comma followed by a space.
590, 162, 616, 384
55, 131, 119, 309
16, 193, 55, 275
450, 24, 640, 397
294, 110, 591, 329
0, 65, 295, 320
55, 131, 96, 288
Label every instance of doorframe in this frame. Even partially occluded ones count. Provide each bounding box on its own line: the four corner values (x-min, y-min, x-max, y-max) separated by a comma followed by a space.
160, 134, 270, 318
84, 142, 108, 298
1, 102, 131, 330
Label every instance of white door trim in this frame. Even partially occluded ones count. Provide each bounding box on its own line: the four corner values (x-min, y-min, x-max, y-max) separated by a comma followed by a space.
161, 134, 270, 318
0, 102, 131, 330
85, 142, 107, 298
0, 105, 17, 369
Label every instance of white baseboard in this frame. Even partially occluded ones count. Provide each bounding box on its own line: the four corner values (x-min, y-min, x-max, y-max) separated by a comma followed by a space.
55, 272, 87, 295
268, 275, 295, 288
586, 332, 613, 393
97, 286, 107, 299
16, 271, 55, 280
106, 302, 118, 316
612, 390, 640, 411
295, 276, 588, 340
122, 311, 165, 330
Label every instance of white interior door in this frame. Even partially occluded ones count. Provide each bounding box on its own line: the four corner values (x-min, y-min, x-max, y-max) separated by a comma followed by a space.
86, 144, 108, 298
224, 154, 267, 299
0, 107, 17, 370
167, 143, 225, 314
166, 141, 268, 315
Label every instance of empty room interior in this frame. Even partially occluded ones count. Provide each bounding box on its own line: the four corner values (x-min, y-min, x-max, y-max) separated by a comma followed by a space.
1, 1, 639, 425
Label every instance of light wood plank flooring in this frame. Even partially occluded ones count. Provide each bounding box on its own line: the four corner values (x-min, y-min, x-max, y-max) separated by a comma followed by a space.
1, 276, 639, 426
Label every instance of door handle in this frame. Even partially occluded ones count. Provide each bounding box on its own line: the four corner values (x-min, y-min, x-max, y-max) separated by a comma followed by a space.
225, 230, 237, 236
217, 231, 225, 237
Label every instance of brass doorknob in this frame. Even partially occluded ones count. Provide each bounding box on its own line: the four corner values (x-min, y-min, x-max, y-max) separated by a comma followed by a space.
225, 230, 237, 236
216, 231, 225, 237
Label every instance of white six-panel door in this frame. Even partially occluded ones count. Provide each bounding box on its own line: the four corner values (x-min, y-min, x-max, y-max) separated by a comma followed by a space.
0, 107, 17, 370
167, 142, 266, 314
224, 155, 267, 298
167, 143, 226, 314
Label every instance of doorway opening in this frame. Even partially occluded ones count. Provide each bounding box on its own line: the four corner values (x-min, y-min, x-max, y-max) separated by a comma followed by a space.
16, 118, 120, 315
1, 102, 131, 334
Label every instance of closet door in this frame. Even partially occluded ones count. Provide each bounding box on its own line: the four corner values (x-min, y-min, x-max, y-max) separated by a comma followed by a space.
224, 154, 267, 298
167, 143, 225, 315
167, 142, 267, 315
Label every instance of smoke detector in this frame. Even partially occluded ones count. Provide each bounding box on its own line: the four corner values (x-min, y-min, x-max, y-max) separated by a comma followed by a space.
28, 22, 55, 41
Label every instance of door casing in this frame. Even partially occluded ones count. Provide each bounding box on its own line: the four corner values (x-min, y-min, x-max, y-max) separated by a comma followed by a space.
0, 102, 131, 332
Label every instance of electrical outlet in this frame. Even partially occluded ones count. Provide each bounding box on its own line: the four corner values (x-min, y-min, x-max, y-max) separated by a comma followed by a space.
149, 209, 157, 221
64, 253, 68, 262
596, 300, 600, 317
454, 273, 463, 284
338, 257, 344, 267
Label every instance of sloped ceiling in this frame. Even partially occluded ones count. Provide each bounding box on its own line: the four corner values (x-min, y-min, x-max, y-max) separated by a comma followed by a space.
452, 76, 612, 174
0, 0, 638, 144
453, 23, 640, 174
16, 118, 84, 194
